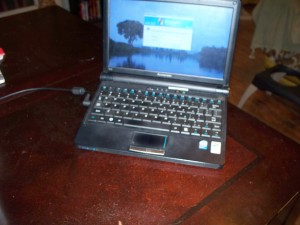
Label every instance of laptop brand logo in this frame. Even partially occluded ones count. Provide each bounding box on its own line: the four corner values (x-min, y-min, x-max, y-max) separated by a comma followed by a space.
157, 73, 172, 78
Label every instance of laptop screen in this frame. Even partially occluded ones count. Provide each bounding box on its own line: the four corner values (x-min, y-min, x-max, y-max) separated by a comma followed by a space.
106, 0, 239, 84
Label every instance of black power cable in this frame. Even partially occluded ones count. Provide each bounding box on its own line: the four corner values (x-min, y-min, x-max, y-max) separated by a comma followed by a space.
0, 87, 87, 101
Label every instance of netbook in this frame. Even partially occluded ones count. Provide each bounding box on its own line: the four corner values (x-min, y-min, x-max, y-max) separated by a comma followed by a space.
75, 0, 241, 169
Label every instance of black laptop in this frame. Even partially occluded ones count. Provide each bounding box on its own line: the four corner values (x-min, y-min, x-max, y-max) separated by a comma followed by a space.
75, 0, 241, 169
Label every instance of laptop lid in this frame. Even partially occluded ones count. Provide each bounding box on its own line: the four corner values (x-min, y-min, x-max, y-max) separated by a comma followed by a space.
103, 0, 240, 88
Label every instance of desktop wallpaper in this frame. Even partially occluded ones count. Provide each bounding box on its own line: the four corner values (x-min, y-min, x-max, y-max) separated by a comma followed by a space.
108, 0, 233, 80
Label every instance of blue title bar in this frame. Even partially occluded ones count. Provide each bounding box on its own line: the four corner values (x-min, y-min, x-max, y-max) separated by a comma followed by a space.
144, 16, 193, 29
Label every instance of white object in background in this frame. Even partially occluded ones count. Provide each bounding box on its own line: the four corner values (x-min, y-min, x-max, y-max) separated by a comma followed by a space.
0, 70, 5, 85
0, 48, 5, 85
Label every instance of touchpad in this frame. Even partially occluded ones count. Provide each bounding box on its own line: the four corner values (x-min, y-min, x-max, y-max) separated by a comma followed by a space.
129, 132, 168, 155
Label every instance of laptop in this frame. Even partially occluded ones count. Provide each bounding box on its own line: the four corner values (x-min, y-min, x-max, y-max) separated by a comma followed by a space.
75, 0, 241, 169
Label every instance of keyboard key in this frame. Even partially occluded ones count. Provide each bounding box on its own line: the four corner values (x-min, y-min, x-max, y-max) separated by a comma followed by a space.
181, 126, 191, 135
191, 128, 201, 136
92, 108, 104, 115
141, 114, 151, 122
212, 124, 222, 131
212, 131, 221, 139
214, 110, 222, 117
201, 129, 211, 137
206, 116, 222, 124
171, 125, 180, 133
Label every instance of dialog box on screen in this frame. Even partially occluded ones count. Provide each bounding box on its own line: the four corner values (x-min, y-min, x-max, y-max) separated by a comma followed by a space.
143, 16, 193, 51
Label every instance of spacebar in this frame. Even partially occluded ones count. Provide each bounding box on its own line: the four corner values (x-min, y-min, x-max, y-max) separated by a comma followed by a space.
123, 119, 170, 132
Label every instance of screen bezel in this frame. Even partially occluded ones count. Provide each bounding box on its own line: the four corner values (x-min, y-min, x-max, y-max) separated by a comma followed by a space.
102, 0, 241, 87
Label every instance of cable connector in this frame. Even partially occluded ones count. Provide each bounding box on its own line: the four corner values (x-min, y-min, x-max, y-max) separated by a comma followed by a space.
82, 93, 91, 107
71, 87, 86, 95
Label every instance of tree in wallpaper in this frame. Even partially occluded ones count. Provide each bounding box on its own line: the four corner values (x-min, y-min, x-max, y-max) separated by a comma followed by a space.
199, 47, 227, 72
117, 20, 143, 45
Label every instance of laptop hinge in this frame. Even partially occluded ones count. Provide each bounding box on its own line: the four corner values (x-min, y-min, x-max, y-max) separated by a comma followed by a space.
100, 73, 229, 94
215, 88, 229, 94
100, 73, 113, 81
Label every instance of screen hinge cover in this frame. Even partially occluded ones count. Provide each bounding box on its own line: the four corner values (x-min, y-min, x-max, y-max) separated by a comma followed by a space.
100, 73, 113, 81
100, 73, 230, 95
215, 88, 229, 95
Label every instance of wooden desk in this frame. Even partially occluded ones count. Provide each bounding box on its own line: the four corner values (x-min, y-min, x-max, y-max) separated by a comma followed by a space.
0, 6, 299, 225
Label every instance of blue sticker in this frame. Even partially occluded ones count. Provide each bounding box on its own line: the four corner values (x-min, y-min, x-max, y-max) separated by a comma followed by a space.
199, 140, 208, 150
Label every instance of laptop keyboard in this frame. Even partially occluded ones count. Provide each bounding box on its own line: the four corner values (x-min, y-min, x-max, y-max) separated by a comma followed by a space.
87, 85, 224, 139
